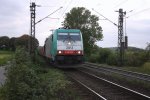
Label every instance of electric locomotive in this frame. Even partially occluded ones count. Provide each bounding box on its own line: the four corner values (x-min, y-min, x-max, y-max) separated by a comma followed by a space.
40, 28, 84, 66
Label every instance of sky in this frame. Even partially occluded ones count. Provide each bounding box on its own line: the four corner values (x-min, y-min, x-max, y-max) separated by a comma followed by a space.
0, 0, 150, 49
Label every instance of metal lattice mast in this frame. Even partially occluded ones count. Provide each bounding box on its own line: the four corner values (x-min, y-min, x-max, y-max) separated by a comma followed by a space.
30, 2, 36, 54
92, 8, 128, 66
118, 9, 125, 66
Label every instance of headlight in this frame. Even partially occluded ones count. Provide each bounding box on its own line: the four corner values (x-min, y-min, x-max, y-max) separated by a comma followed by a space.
58, 50, 62, 54
77, 51, 81, 54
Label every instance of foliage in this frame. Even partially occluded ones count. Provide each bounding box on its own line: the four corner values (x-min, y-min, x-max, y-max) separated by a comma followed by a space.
125, 51, 147, 66
0, 36, 10, 50
63, 7, 103, 56
0, 48, 70, 100
87, 45, 100, 62
88, 46, 148, 67
127, 47, 144, 52
9, 37, 16, 51
145, 43, 150, 61
34, 51, 47, 66
88, 47, 118, 65
15, 34, 39, 51
106, 52, 118, 65
97, 48, 112, 63
0, 36, 16, 51
0, 35, 39, 51
88, 53, 99, 63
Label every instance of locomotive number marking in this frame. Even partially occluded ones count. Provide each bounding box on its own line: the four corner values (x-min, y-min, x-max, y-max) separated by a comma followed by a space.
66, 46, 73, 49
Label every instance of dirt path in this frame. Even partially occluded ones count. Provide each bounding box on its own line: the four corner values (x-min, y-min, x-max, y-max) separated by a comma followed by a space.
0, 66, 6, 86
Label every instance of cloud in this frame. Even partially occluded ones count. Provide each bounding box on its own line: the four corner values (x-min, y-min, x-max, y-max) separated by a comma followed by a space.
0, 0, 29, 37
127, 19, 150, 33
0, 0, 150, 48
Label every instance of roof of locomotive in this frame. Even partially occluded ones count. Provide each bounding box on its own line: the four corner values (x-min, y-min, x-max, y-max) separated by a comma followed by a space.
54, 28, 81, 33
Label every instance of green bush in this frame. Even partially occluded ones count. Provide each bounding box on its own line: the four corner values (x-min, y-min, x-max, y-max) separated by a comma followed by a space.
0, 48, 70, 100
125, 51, 147, 67
98, 48, 112, 64
87, 46, 148, 67
87, 48, 117, 65
88, 54, 99, 63
106, 53, 118, 65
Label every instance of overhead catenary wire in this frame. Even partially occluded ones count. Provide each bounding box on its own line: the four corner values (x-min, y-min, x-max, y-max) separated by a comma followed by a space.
127, 7, 150, 18
114, 0, 129, 8
36, 5, 59, 7
92, 8, 118, 27
35, 6, 63, 25
61, 0, 74, 18
56, 0, 74, 27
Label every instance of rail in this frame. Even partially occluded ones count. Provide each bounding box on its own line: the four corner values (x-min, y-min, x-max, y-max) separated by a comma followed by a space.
65, 68, 150, 100
83, 62, 150, 82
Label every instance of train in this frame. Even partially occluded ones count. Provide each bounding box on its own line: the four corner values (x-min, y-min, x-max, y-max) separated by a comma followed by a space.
37, 28, 84, 67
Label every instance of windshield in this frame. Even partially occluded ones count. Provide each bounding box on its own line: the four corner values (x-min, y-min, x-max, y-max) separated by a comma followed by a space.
58, 33, 81, 41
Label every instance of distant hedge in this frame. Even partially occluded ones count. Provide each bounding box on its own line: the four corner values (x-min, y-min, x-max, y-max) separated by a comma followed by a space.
88, 47, 148, 67
0, 34, 39, 51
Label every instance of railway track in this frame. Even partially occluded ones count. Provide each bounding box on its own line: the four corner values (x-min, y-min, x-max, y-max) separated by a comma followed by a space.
65, 69, 150, 100
83, 62, 150, 82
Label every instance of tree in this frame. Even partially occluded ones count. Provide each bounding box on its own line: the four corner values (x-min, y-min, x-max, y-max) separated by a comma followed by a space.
15, 34, 39, 51
98, 48, 112, 63
0, 36, 10, 50
9, 37, 16, 51
63, 7, 103, 55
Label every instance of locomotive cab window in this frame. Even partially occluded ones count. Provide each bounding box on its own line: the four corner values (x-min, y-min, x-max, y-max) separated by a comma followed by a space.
58, 33, 81, 41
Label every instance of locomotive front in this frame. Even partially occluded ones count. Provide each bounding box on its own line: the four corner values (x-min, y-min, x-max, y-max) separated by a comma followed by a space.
56, 29, 84, 64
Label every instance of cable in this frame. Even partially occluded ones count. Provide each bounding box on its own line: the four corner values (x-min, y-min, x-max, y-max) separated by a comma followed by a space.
61, 0, 74, 18
56, 0, 74, 27
37, 5, 59, 7
114, 0, 129, 8
127, 7, 150, 18
92, 8, 118, 27
35, 7, 63, 24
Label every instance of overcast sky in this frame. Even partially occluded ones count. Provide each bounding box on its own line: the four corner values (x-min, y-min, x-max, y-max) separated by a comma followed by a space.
0, 0, 150, 49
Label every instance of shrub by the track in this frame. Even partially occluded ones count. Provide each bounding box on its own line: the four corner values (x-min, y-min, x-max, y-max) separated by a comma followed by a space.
0, 48, 72, 100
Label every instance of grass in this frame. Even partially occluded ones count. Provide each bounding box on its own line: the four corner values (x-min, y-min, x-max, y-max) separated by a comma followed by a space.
0, 50, 14, 66
123, 62, 150, 75
95, 62, 150, 75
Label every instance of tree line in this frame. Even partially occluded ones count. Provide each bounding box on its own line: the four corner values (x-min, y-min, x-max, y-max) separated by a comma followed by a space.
0, 34, 39, 51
